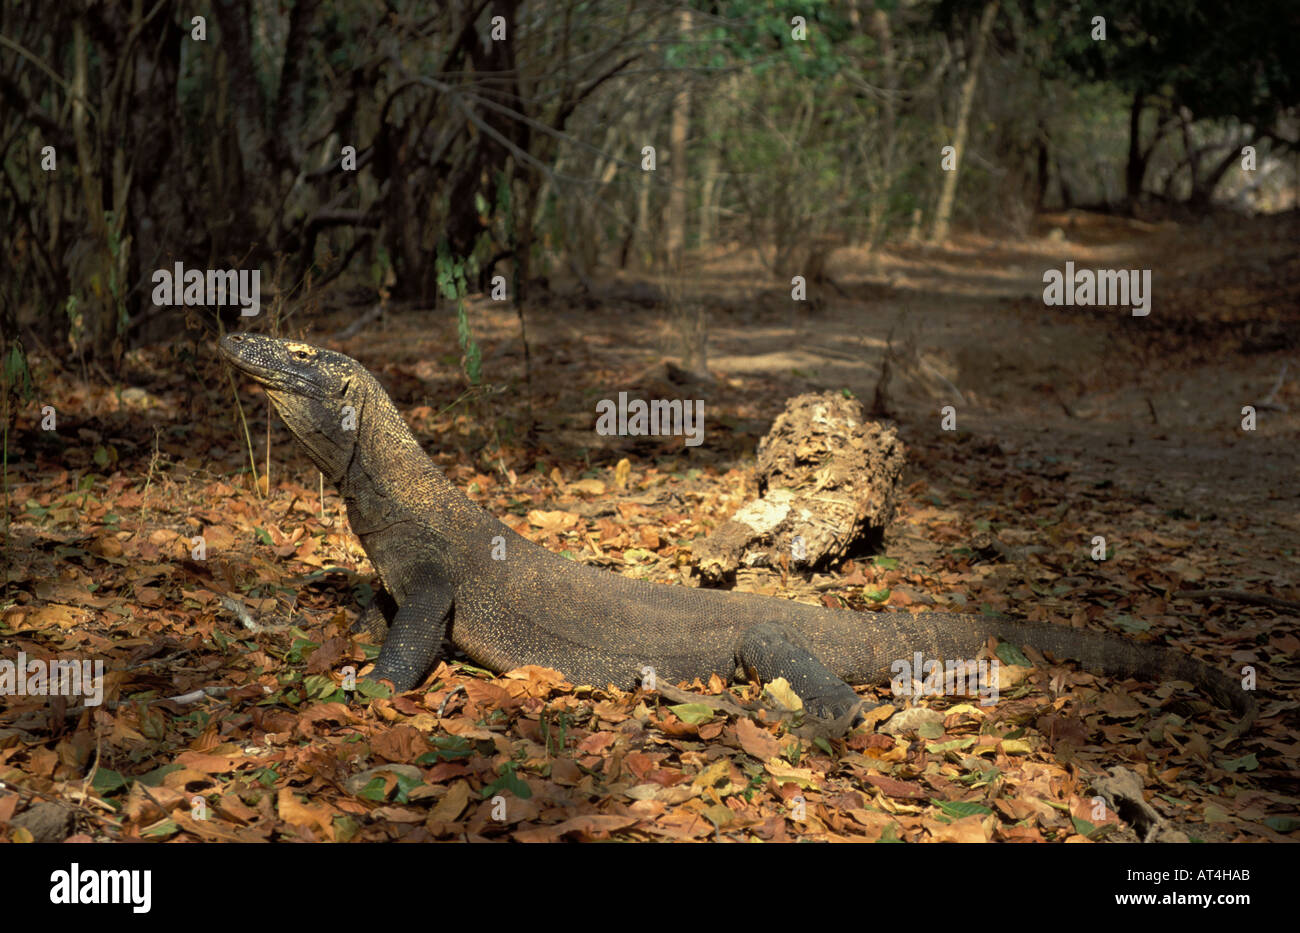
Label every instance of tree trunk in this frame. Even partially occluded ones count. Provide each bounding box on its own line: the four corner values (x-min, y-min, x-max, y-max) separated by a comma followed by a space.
70, 19, 115, 362
866, 6, 897, 248
634, 163, 652, 269
698, 149, 719, 251
1125, 90, 1146, 205
929, 0, 999, 244
665, 8, 692, 266
211, 0, 271, 252
1178, 107, 1200, 201
1190, 134, 1260, 207
1035, 130, 1050, 210
698, 76, 737, 252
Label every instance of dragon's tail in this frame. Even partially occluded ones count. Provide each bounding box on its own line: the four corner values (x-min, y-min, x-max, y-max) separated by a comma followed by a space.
959, 614, 1257, 741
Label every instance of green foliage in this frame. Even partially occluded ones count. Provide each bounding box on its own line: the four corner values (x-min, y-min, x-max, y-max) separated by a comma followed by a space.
456, 305, 481, 385
482, 761, 532, 799
416, 735, 474, 764
668, 702, 715, 724
436, 242, 481, 385
286, 637, 319, 663
354, 678, 389, 699
92, 768, 128, 795
8, 0, 1289, 359
688, 1, 854, 76
1051, 0, 1300, 124
303, 674, 343, 701
361, 768, 423, 803
2, 345, 32, 401
934, 799, 993, 819
994, 642, 1032, 667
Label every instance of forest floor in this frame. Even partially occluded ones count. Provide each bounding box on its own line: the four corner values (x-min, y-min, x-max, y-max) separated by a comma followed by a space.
2, 209, 1297, 842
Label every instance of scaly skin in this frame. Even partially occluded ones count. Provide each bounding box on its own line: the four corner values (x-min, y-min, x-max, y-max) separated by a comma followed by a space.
220, 334, 1256, 739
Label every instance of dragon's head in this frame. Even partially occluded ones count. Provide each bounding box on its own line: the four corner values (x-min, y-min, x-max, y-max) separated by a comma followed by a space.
220, 333, 371, 482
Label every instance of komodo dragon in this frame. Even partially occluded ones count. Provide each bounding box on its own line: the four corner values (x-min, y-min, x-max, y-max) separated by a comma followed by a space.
220, 333, 1256, 740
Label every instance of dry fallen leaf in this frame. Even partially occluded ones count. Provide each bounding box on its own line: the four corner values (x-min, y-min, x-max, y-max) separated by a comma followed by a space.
926, 814, 988, 843
735, 717, 784, 760
276, 787, 336, 841
429, 780, 471, 822
763, 677, 803, 711
527, 509, 581, 533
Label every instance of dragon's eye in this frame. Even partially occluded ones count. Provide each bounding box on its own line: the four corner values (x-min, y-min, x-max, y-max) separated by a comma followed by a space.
292, 350, 311, 360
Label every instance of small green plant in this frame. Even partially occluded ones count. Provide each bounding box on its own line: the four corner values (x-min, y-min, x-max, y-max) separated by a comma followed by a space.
539, 706, 572, 756
436, 243, 481, 385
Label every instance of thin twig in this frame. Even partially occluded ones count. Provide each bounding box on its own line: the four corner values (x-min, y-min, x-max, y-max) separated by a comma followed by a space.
137, 425, 161, 524
437, 685, 466, 718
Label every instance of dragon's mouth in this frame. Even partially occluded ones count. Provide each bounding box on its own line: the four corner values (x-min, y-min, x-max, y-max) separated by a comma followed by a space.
220, 335, 332, 398
243, 368, 329, 398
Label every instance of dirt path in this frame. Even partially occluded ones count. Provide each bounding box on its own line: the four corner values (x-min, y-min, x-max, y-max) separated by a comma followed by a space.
452, 213, 1296, 583
583, 212, 1300, 584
